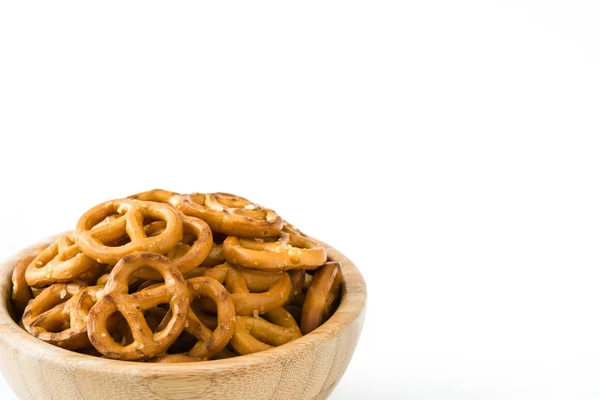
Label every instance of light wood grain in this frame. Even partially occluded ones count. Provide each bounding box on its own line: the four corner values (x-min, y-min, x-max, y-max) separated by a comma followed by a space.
0, 235, 366, 400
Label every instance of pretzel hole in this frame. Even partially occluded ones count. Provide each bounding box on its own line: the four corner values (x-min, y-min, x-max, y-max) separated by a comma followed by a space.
110, 312, 135, 346
232, 209, 268, 219
144, 306, 170, 333
191, 297, 218, 317
167, 331, 197, 354
88, 211, 124, 231
38, 315, 71, 333
127, 277, 149, 294
143, 219, 166, 237
212, 232, 227, 244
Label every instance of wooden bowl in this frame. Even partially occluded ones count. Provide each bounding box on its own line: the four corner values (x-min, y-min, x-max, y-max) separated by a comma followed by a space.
0, 235, 366, 400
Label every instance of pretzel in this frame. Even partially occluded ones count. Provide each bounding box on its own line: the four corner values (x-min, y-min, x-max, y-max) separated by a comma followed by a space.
87, 252, 189, 361
12, 255, 36, 317
75, 199, 183, 265
175, 192, 283, 237
25, 235, 99, 287
204, 263, 291, 316
184, 276, 236, 359
134, 215, 212, 280
136, 276, 235, 359
12, 245, 48, 317
223, 232, 327, 271
229, 308, 302, 355
128, 189, 182, 206
301, 261, 342, 334
22, 282, 97, 350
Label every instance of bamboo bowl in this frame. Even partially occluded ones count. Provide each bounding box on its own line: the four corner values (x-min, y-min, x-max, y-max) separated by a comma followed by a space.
0, 235, 366, 400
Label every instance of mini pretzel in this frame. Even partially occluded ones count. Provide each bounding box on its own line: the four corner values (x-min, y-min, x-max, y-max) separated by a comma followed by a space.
223, 232, 327, 271
204, 263, 291, 316
22, 282, 93, 350
185, 276, 236, 359
301, 261, 342, 334
128, 189, 182, 206
229, 308, 302, 355
25, 235, 99, 287
75, 199, 183, 265
138, 276, 235, 359
12, 245, 48, 317
175, 192, 283, 237
134, 215, 212, 280
87, 252, 189, 361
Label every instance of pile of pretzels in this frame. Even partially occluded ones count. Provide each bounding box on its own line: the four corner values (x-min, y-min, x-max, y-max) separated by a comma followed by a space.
11, 190, 342, 362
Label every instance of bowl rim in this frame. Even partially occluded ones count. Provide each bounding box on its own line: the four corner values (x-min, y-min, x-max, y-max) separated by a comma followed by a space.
0, 233, 366, 375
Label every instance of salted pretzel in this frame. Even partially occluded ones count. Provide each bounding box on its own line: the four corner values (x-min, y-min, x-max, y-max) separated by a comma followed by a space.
223, 231, 327, 271
301, 261, 342, 334
185, 276, 236, 359
128, 189, 182, 206
22, 282, 102, 350
175, 192, 283, 237
87, 252, 189, 361
204, 263, 291, 316
134, 215, 212, 280
75, 199, 183, 265
25, 235, 99, 287
12, 245, 49, 317
140, 276, 236, 359
229, 308, 302, 355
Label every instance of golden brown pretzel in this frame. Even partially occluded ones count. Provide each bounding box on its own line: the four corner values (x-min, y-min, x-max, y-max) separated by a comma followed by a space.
301, 261, 342, 334
223, 232, 327, 271
175, 192, 283, 237
12, 255, 36, 317
11, 245, 48, 317
229, 308, 302, 355
25, 235, 99, 287
204, 263, 291, 316
22, 282, 96, 350
75, 199, 183, 265
135, 215, 212, 280
138, 276, 236, 359
185, 276, 236, 359
87, 252, 189, 361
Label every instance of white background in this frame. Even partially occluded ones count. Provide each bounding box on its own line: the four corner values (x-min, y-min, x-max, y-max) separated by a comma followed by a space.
1, 1, 600, 399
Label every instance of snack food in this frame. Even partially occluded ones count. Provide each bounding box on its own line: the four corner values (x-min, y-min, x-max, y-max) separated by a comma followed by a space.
10, 190, 342, 362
